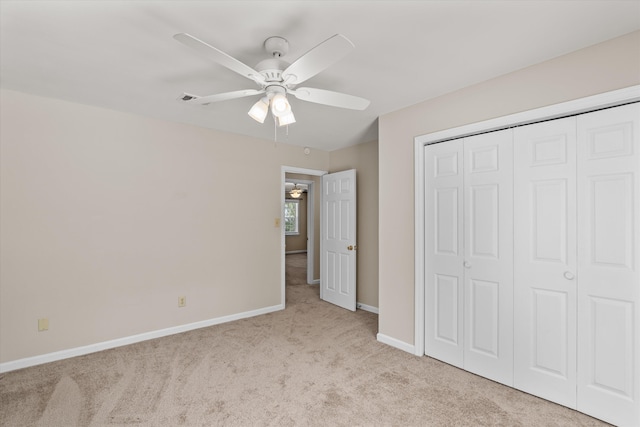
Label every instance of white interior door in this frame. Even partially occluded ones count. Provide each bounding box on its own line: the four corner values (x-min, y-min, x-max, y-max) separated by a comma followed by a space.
424, 139, 464, 367
320, 169, 357, 311
576, 103, 640, 427
513, 117, 577, 408
463, 129, 514, 386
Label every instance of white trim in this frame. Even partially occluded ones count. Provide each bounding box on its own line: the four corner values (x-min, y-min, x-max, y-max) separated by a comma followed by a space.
413, 85, 640, 359
0, 304, 283, 373
283, 166, 327, 176
306, 182, 315, 285
281, 166, 327, 308
416, 86, 640, 147
285, 250, 307, 254
414, 137, 426, 357
356, 302, 379, 314
309, 279, 320, 285
376, 333, 415, 354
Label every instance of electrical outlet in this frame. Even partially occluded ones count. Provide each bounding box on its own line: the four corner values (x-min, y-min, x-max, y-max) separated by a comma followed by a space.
38, 318, 49, 332
178, 296, 186, 307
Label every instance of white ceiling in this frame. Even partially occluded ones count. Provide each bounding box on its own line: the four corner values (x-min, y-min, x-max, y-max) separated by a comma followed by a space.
2, 1, 639, 151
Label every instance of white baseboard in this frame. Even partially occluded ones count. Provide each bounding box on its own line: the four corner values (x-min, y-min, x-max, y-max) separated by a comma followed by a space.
285, 250, 307, 254
0, 304, 284, 373
309, 279, 320, 285
356, 302, 379, 314
376, 333, 416, 355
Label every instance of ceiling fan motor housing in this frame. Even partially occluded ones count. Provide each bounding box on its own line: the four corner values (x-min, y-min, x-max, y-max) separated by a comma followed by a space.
255, 57, 290, 83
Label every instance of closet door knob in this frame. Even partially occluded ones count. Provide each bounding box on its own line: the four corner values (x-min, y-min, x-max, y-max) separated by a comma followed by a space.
564, 271, 575, 280
463, 261, 471, 269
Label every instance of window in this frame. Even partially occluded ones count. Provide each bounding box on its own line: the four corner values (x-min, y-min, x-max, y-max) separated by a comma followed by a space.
284, 199, 299, 235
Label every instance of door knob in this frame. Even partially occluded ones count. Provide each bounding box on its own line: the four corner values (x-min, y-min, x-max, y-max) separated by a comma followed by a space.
347, 245, 358, 251
348, 245, 353, 251
463, 261, 471, 269
563, 271, 575, 280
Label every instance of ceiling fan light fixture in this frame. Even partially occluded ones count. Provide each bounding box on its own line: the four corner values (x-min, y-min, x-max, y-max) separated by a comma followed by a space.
270, 93, 291, 117
248, 97, 269, 123
175, 33, 370, 133
278, 110, 296, 127
290, 184, 303, 198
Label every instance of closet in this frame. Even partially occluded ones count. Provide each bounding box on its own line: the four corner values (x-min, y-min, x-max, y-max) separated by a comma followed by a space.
423, 101, 639, 426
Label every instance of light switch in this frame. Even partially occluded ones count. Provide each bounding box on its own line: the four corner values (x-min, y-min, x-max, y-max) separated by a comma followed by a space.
274, 218, 281, 227
38, 318, 49, 332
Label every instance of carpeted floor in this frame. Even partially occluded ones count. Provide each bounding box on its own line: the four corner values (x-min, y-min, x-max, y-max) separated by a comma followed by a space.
0, 253, 608, 426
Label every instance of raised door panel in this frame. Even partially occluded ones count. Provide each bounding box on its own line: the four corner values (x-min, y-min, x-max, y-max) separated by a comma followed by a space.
435, 188, 459, 256
463, 129, 514, 386
513, 117, 577, 408
434, 274, 459, 345
469, 279, 499, 357
588, 174, 633, 268
530, 289, 569, 376
425, 140, 464, 367
469, 184, 499, 259
577, 103, 640, 427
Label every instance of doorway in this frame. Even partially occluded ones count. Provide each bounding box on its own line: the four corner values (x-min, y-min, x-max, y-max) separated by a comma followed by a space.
281, 166, 327, 308
284, 177, 316, 283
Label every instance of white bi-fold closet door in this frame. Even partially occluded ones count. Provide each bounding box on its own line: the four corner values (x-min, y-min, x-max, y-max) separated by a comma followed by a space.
424, 102, 639, 427
513, 103, 640, 426
424, 128, 513, 386
513, 116, 578, 408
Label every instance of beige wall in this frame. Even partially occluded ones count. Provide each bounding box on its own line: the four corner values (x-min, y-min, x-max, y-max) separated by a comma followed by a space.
378, 31, 640, 345
0, 89, 330, 363
329, 140, 379, 309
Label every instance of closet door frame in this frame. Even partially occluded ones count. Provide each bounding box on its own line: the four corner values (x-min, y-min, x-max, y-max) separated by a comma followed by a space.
414, 85, 640, 358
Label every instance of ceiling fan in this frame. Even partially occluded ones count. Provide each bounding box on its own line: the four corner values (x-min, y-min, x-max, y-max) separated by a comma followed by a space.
174, 33, 370, 126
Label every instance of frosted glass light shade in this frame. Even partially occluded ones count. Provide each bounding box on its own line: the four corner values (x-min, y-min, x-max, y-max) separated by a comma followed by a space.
278, 111, 296, 126
290, 186, 302, 198
270, 93, 291, 117
248, 97, 269, 123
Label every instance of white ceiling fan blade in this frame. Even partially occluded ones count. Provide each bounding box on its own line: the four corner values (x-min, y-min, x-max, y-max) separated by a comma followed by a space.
180, 89, 264, 105
282, 34, 354, 85
290, 87, 370, 110
174, 33, 265, 85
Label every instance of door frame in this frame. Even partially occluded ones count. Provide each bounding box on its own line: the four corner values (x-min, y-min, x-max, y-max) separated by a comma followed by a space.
413, 85, 640, 357
281, 166, 327, 308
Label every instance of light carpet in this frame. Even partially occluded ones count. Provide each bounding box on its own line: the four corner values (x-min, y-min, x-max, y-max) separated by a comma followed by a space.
0, 254, 608, 426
